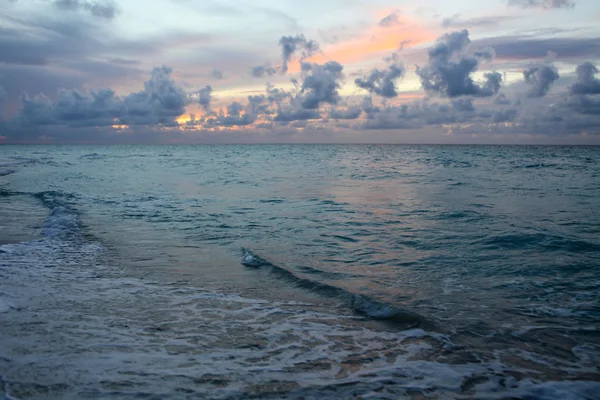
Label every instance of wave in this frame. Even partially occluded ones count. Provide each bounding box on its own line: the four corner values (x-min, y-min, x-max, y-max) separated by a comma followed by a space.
0, 298, 17, 313
513, 162, 561, 169
41, 205, 81, 239
240, 248, 422, 326
481, 232, 600, 253
0, 169, 15, 177
79, 153, 107, 160
1, 189, 83, 241
294, 265, 357, 280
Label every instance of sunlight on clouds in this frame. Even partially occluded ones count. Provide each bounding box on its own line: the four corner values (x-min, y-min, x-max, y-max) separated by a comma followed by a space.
310, 11, 437, 66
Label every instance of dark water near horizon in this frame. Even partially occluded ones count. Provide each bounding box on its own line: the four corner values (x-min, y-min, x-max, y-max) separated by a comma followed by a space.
1, 144, 599, 399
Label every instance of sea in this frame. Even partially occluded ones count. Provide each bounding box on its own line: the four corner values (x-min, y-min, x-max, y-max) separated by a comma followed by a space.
0, 144, 599, 399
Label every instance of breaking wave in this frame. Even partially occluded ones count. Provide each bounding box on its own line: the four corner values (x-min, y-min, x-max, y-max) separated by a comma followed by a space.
241, 248, 423, 326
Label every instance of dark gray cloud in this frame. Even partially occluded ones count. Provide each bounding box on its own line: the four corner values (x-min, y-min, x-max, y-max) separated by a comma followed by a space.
361, 96, 381, 119
355, 94, 528, 131
298, 61, 344, 109
358, 101, 460, 130
15, 65, 189, 128
453, 79, 600, 137
211, 69, 224, 80
355, 54, 405, 98
190, 93, 271, 127
570, 62, 600, 95
474, 36, 600, 61
19, 89, 116, 127
0, 25, 47, 65
197, 85, 213, 113
273, 108, 320, 122
53, 0, 119, 19
523, 63, 560, 97
508, 0, 575, 9
0, 64, 89, 117
441, 15, 515, 28
0, 86, 7, 104
564, 94, 600, 115
416, 29, 502, 98
502, 99, 600, 135
279, 34, 320, 73
490, 108, 518, 122
251, 64, 278, 78
451, 98, 475, 112
0, 9, 236, 122
247, 94, 270, 117
265, 84, 292, 106
0, 15, 155, 108
378, 12, 400, 27
0, 19, 97, 66
364, 97, 490, 130
0, 85, 7, 119
329, 106, 362, 120
494, 93, 512, 105
561, 62, 600, 116
483, 72, 503, 95
63, 59, 142, 82
208, 102, 256, 126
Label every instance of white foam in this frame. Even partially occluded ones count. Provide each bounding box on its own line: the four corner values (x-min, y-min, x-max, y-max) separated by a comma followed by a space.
1, 235, 597, 398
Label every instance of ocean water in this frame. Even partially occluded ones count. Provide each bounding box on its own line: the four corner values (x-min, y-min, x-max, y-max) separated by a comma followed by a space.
0, 144, 599, 399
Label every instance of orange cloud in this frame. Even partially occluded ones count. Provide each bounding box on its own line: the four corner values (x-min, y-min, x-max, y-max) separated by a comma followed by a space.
293, 10, 437, 70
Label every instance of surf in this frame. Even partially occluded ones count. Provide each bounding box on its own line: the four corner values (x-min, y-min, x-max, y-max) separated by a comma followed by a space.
240, 248, 423, 327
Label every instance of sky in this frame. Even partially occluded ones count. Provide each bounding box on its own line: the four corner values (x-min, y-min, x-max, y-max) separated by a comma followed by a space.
1, 0, 600, 144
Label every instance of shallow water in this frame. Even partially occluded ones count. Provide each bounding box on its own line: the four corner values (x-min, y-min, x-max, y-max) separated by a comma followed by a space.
1, 145, 599, 399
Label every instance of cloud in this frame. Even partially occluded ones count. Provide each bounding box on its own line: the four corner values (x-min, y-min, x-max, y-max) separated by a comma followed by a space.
358, 101, 458, 130
187, 94, 270, 127
569, 62, 600, 95
273, 108, 320, 122
564, 94, 600, 115
16, 65, 190, 128
52, 0, 119, 20
197, 85, 213, 113
230, 61, 345, 124
523, 62, 560, 97
559, 62, 600, 117
279, 34, 320, 73
0, 86, 6, 105
451, 98, 475, 112
19, 89, 116, 127
360, 96, 381, 120
209, 102, 256, 126
355, 94, 524, 131
355, 53, 405, 98
416, 30, 502, 98
0, 85, 7, 119
508, 99, 600, 135
441, 15, 515, 29
0, 16, 155, 110
494, 93, 512, 105
298, 61, 344, 109
508, 0, 575, 9
329, 106, 362, 120
211, 69, 224, 80
490, 108, 518, 122
251, 64, 278, 78
474, 36, 600, 61
378, 12, 400, 27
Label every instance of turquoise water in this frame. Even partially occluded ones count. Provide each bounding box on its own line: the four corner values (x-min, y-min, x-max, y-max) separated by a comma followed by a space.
1, 145, 599, 399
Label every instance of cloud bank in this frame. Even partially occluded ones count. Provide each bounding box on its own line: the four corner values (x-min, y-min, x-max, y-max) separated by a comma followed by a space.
2, 17, 600, 144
